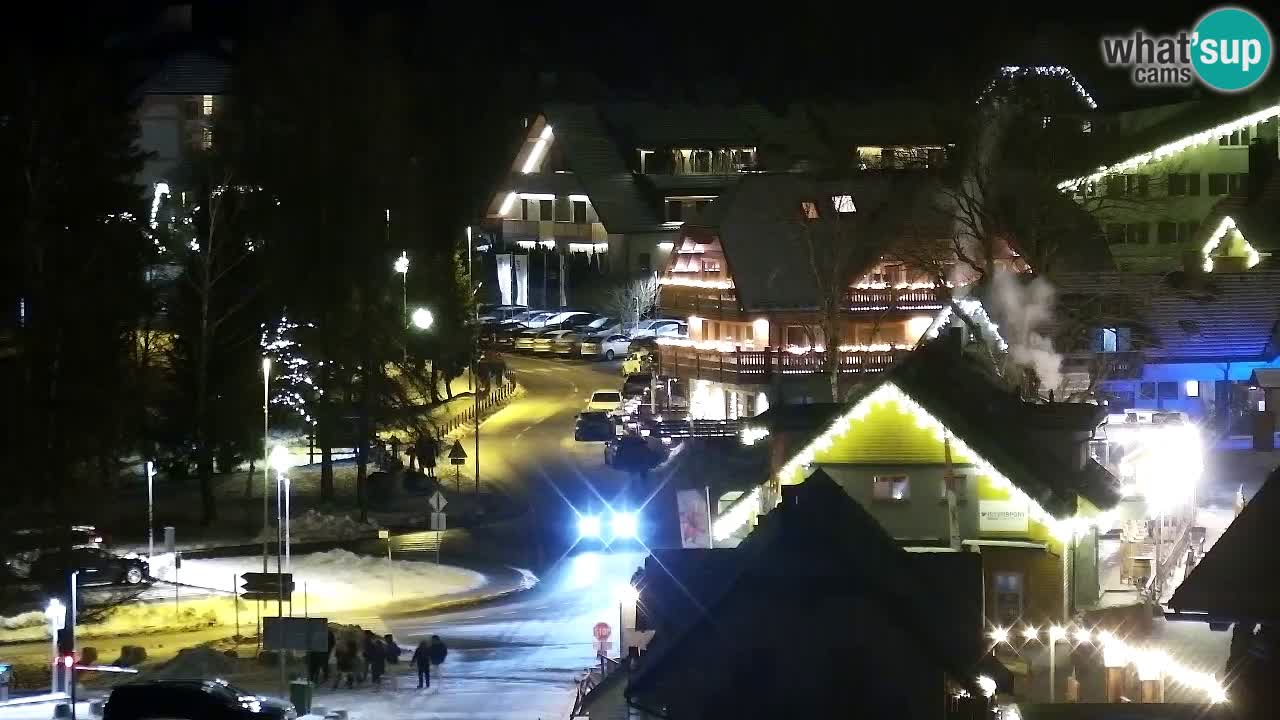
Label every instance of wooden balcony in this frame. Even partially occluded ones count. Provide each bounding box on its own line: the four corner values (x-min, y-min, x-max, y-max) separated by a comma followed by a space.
844, 286, 946, 312
657, 345, 911, 384
658, 285, 742, 320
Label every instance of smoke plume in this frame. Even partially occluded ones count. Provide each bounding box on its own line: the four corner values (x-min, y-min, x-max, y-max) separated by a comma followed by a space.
991, 270, 1062, 394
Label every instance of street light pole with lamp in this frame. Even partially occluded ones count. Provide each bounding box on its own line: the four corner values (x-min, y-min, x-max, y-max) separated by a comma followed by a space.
261, 357, 271, 574
394, 251, 410, 328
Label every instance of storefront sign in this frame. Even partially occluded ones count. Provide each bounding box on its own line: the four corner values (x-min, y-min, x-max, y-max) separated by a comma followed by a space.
979, 500, 1029, 532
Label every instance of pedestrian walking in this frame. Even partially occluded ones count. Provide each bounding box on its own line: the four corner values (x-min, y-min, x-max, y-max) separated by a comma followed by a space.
383, 634, 402, 664
334, 639, 357, 690
370, 638, 387, 686
411, 639, 432, 689
360, 630, 378, 685
428, 635, 448, 684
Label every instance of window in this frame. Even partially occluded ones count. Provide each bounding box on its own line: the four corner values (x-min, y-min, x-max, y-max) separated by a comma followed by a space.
1230, 173, 1249, 194
1157, 222, 1178, 244
832, 194, 856, 213
1106, 223, 1125, 245
940, 474, 966, 499
1126, 222, 1149, 244
1103, 389, 1136, 410
1140, 382, 1156, 400
701, 259, 721, 272
1105, 176, 1124, 197
993, 572, 1024, 627
638, 252, 651, 273
554, 198, 571, 222
1219, 127, 1252, 146
1184, 380, 1200, 398
539, 199, 554, 219
1187, 173, 1201, 195
1208, 173, 1229, 195
1177, 221, 1201, 244
785, 325, 811, 347
1158, 381, 1179, 400
800, 201, 819, 219
1168, 174, 1186, 196
1101, 327, 1118, 352
872, 475, 910, 501
573, 199, 588, 224
1126, 175, 1148, 197
521, 198, 536, 221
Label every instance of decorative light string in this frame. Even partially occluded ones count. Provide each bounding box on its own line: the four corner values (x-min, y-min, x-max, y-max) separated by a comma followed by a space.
978, 65, 1099, 110
260, 316, 320, 426
1059, 104, 1280, 190
925, 298, 1009, 352
1200, 215, 1262, 272
657, 277, 734, 290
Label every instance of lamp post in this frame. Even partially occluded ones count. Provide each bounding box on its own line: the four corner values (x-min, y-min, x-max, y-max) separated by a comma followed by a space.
1048, 624, 1066, 703
44, 599, 65, 693
269, 445, 292, 578
394, 251, 410, 328
262, 357, 271, 573
145, 461, 155, 562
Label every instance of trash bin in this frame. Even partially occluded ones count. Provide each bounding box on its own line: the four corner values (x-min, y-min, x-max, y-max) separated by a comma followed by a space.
289, 680, 313, 715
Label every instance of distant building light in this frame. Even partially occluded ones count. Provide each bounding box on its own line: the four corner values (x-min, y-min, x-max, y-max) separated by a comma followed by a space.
657, 242, 675, 250
832, 194, 856, 213
498, 192, 517, 217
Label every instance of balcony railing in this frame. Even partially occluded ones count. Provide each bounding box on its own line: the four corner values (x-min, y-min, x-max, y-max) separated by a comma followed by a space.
659, 285, 741, 319
657, 345, 910, 384
844, 286, 945, 311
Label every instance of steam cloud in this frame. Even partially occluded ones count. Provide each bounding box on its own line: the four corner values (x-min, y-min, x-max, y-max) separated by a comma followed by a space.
991, 270, 1062, 393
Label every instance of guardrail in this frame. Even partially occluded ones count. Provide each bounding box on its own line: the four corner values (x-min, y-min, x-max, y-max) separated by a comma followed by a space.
437, 379, 517, 435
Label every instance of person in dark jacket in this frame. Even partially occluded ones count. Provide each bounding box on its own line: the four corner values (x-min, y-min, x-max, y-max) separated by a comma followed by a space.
383, 634, 402, 664
410, 639, 432, 689
334, 639, 357, 689
360, 630, 379, 685
369, 638, 387, 686
428, 635, 447, 683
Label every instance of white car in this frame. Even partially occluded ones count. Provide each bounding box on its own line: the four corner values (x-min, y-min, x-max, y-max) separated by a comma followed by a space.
585, 389, 624, 413
580, 333, 632, 360
629, 319, 685, 339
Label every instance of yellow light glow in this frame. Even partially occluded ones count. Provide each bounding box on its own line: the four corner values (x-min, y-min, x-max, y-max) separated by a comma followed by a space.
1073, 627, 1092, 644
713, 487, 760, 542
989, 626, 1010, 644
976, 675, 997, 698
657, 242, 675, 250
740, 425, 769, 446
657, 277, 733, 290
906, 315, 935, 342
1059, 104, 1280, 189
1048, 625, 1067, 643
1022, 626, 1039, 642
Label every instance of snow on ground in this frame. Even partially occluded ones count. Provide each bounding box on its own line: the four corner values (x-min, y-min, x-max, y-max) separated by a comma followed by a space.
253, 509, 382, 543
153, 549, 487, 614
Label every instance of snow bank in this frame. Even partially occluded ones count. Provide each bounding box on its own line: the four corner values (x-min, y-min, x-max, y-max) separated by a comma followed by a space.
254, 509, 382, 543
147, 646, 239, 680
0, 611, 45, 631
154, 550, 486, 614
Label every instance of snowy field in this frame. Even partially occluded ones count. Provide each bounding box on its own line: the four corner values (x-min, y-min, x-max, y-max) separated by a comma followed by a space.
151, 549, 488, 613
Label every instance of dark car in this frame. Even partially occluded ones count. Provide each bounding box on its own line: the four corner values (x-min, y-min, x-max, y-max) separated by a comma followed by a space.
29, 547, 149, 588
622, 373, 653, 399
104, 680, 296, 720
574, 411, 616, 441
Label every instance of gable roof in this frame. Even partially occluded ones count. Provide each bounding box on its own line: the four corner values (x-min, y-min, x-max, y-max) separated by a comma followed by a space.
683, 173, 953, 311
1053, 271, 1280, 363
1198, 168, 1280, 257
629, 470, 984, 699
762, 337, 1119, 517
139, 49, 231, 95
1168, 467, 1280, 621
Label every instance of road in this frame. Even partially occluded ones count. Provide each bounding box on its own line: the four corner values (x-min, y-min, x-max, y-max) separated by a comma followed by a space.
0, 354, 655, 720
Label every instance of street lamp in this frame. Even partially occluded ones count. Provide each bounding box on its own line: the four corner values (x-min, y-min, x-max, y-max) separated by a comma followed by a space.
261, 357, 271, 574
1048, 625, 1067, 703
411, 307, 434, 331
269, 445, 292, 575
394, 251, 410, 329
45, 599, 65, 692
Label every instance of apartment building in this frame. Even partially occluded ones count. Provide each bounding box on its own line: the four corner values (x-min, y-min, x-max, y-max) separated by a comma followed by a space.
475, 100, 955, 300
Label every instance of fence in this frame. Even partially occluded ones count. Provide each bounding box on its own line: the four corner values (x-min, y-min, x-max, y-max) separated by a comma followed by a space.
437, 378, 518, 435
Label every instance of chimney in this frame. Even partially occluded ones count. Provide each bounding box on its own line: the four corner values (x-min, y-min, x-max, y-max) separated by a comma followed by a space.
1248, 135, 1278, 201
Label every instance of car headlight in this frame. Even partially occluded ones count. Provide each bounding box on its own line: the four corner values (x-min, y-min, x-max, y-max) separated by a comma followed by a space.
611, 512, 638, 539
578, 515, 602, 538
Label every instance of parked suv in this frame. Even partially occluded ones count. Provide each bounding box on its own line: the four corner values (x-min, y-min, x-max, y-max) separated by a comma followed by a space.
104, 680, 296, 720
29, 547, 149, 588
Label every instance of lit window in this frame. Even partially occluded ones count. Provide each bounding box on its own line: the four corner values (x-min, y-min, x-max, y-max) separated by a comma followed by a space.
201, 95, 214, 116
832, 194, 856, 213
1101, 328, 1117, 352
1184, 380, 1199, 398
801, 201, 819, 219
872, 475, 909, 501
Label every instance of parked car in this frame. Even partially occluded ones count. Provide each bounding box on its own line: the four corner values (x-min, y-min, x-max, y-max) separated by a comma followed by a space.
29, 547, 149, 587
629, 319, 684, 339
523, 311, 559, 329
585, 389, 624, 413
513, 328, 544, 352
581, 316, 622, 335
581, 333, 632, 360
574, 411, 616, 441
622, 373, 653, 398
553, 332, 584, 356
534, 329, 576, 353
103, 680, 297, 720
621, 349, 656, 376
478, 304, 528, 323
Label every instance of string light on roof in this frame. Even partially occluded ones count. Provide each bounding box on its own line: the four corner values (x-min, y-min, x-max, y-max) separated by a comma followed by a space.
657, 277, 734, 290
978, 65, 1099, 110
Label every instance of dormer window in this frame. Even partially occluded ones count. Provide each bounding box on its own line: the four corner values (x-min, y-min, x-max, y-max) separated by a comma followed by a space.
832, 195, 856, 213
801, 201, 819, 219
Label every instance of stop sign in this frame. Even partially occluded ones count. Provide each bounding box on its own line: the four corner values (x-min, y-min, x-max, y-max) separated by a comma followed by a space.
593, 622, 612, 641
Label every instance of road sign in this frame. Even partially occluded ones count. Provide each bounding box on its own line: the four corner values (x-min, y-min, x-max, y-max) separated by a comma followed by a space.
593, 622, 612, 641
378, 529, 390, 540
593, 640, 611, 657
263, 617, 328, 652
429, 490, 448, 512
448, 440, 467, 465
430, 512, 447, 531
241, 572, 295, 601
